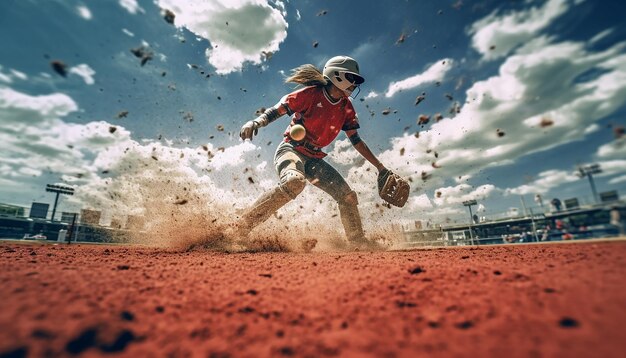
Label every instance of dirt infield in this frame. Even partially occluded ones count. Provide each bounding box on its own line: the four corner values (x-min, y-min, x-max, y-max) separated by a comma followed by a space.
1, 240, 626, 357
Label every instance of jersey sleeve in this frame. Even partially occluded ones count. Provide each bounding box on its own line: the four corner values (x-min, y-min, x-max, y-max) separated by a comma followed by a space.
280, 86, 315, 115
341, 99, 360, 131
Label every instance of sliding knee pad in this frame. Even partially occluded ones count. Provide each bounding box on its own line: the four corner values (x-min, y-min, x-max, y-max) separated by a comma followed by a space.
279, 169, 306, 198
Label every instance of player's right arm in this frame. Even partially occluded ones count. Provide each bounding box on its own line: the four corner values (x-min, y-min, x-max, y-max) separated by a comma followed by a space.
240, 101, 290, 141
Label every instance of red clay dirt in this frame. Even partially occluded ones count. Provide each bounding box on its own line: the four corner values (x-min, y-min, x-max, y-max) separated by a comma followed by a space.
1, 240, 626, 357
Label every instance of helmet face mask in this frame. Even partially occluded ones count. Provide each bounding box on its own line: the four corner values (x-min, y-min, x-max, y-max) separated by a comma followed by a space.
323, 56, 364, 96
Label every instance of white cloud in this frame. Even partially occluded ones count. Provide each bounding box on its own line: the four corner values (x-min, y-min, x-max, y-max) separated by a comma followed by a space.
590, 28, 614, 45
609, 175, 626, 185
364, 91, 379, 100
156, 0, 288, 74
432, 184, 498, 206
272, 0, 286, 16
118, 0, 144, 14
595, 160, 626, 176
408, 193, 434, 209
0, 87, 78, 122
0, 73, 10, 84
468, 0, 574, 60
596, 138, 626, 159
209, 141, 258, 170
76, 5, 92, 20
69, 64, 96, 85
385, 59, 453, 97
10, 69, 27, 81
18, 167, 42, 177
583, 123, 600, 135
455, 174, 472, 184
122, 28, 135, 37
506, 160, 626, 196
0, 88, 136, 182
327, 138, 359, 166
506, 169, 578, 195
376, 39, 626, 197
62, 121, 132, 149
0, 66, 28, 84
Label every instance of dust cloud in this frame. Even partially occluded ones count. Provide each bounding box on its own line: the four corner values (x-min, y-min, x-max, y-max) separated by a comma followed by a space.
81, 142, 371, 252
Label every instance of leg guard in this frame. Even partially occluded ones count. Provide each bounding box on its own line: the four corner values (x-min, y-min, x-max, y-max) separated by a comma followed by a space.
240, 186, 292, 233
279, 168, 306, 199
239, 169, 306, 235
338, 191, 366, 243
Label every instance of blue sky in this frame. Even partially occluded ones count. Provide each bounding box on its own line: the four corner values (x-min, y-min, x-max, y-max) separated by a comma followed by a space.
1, 0, 625, 233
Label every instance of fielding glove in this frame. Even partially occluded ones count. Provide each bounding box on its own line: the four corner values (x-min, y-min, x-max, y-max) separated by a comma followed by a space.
377, 168, 410, 207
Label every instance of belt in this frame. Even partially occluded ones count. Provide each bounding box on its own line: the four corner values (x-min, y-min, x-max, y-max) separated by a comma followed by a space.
286, 138, 322, 152
300, 141, 322, 152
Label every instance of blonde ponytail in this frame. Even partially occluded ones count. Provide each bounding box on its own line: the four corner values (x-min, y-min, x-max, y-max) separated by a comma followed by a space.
285, 64, 327, 87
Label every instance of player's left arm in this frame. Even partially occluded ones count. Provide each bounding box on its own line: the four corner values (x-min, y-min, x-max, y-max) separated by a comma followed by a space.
347, 129, 411, 207
346, 129, 386, 172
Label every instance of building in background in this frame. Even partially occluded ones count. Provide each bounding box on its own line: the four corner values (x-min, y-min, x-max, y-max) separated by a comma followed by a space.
601, 190, 620, 203
60, 212, 79, 223
80, 209, 101, 226
0, 203, 25, 217
29, 202, 49, 219
564, 198, 580, 210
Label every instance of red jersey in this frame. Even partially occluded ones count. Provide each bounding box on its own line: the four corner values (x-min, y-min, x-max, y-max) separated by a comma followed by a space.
280, 86, 360, 158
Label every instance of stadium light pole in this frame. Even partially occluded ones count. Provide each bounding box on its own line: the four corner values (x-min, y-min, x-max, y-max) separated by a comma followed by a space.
576, 164, 602, 204
462, 200, 477, 245
45, 184, 74, 222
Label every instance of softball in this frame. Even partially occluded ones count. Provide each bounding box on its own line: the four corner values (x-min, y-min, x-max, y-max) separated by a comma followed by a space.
289, 124, 306, 141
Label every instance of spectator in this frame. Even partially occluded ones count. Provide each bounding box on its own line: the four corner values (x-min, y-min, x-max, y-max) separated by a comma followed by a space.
555, 219, 564, 230
541, 225, 550, 241
610, 206, 624, 236
555, 219, 573, 240
519, 231, 528, 242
